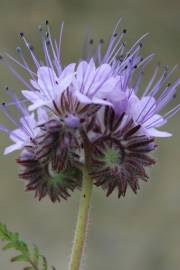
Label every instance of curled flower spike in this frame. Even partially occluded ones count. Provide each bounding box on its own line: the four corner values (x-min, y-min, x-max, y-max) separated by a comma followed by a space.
0, 90, 82, 201
91, 108, 157, 197
0, 20, 179, 201
17, 147, 82, 202
37, 117, 81, 170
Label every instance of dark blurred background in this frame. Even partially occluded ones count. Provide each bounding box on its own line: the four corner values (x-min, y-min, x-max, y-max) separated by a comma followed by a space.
0, 0, 180, 269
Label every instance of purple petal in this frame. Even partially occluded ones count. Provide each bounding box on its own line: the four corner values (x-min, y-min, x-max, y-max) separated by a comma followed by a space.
21, 90, 40, 103
30, 79, 40, 90
74, 91, 92, 104
146, 127, 172, 137
37, 66, 57, 90
4, 143, 23, 155
144, 114, 167, 128
59, 63, 76, 80
92, 97, 112, 106
76, 61, 89, 83
58, 73, 75, 92
29, 100, 48, 111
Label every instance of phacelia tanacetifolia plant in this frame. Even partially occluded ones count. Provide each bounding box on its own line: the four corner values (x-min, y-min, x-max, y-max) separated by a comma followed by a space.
0, 19, 179, 270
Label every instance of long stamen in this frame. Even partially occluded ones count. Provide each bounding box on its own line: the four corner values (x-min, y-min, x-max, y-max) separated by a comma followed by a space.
46, 22, 62, 75
143, 63, 160, 97
20, 33, 40, 69
163, 104, 180, 120
0, 123, 9, 133
106, 30, 127, 64
102, 18, 122, 63
0, 102, 19, 127
5, 51, 37, 78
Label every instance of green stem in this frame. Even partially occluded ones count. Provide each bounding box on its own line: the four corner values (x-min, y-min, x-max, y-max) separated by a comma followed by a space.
68, 165, 93, 270
28, 258, 39, 270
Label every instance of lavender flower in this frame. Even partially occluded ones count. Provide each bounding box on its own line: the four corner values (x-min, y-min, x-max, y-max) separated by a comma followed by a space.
0, 20, 179, 200
0, 91, 82, 201
0, 90, 43, 154
126, 65, 180, 137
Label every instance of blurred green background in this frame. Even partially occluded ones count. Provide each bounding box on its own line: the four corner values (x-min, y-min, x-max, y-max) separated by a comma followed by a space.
0, 0, 180, 269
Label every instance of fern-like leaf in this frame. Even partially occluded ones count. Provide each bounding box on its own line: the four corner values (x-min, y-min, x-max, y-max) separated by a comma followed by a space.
0, 223, 56, 270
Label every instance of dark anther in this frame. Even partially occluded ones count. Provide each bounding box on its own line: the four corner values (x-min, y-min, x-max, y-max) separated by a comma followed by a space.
173, 93, 176, 98
30, 137, 35, 143
140, 57, 144, 62
29, 45, 34, 51
5, 86, 9, 91
46, 40, 50, 46
123, 29, 127, 34
16, 47, 21, 53
124, 65, 128, 69
168, 83, 171, 87
0, 55, 3, 60
2, 102, 6, 106
46, 32, 49, 38
20, 32, 24, 38
81, 143, 84, 148
100, 38, 104, 44
89, 39, 94, 44
113, 33, 118, 37
83, 194, 86, 198
139, 42, 143, 48
45, 20, 49, 25
134, 65, 137, 69
55, 81, 58, 85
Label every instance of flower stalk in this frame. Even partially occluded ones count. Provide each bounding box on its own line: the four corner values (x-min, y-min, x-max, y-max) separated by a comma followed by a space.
68, 166, 93, 270
68, 131, 93, 270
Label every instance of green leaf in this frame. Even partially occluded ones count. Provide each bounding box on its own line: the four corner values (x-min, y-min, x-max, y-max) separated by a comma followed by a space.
0, 222, 57, 270
11, 254, 28, 262
3, 242, 16, 250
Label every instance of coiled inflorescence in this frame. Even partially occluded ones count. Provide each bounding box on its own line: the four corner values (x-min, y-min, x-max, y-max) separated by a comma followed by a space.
0, 20, 179, 201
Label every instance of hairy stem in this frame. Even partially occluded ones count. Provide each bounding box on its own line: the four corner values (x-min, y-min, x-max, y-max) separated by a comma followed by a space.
68, 165, 93, 270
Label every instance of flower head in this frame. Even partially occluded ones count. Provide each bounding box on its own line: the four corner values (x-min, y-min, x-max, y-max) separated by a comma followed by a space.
0, 20, 179, 201
17, 146, 82, 202
91, 108, 156, 197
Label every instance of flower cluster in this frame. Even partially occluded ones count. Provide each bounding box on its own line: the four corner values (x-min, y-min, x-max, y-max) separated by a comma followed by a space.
0, 20, 179, 201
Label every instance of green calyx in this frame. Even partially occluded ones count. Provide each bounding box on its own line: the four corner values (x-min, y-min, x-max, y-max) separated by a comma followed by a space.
102, 147, 120, 167
48, 167, 81, 188
48, 171, 67, 188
